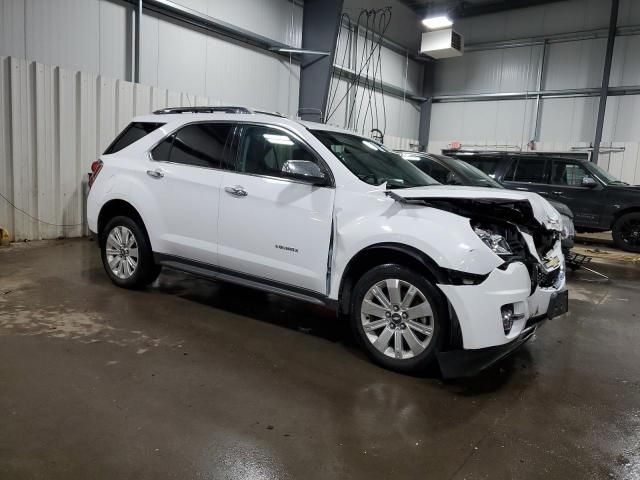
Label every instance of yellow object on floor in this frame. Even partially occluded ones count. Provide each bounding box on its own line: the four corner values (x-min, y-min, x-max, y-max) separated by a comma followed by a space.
0, 227, 9, 247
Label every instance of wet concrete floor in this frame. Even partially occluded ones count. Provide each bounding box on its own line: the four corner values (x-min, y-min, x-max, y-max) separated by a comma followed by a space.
1, 238, 639, 479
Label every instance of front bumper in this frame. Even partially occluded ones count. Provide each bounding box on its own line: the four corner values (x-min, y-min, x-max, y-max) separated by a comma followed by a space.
437, 319, 541, 378
438, 259, 566, 351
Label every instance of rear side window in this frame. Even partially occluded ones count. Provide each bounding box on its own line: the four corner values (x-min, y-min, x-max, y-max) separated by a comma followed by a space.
463, 157, 501, 178
104, 122, 165, 154
151, 123, 233, 169
507, 158, 548, 183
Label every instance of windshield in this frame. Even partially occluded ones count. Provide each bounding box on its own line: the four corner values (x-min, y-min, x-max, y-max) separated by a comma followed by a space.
311, 130, 438, 188
589, 162, 627, 185
452, 159, 504, 188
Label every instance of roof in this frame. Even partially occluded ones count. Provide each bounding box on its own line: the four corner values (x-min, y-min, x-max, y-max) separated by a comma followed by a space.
131, 105, 360, 138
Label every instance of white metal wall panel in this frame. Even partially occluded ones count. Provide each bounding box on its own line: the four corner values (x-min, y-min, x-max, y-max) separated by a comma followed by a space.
3, 0, 303, 117
544, 39, 607, 91
0, 57, 14, 238
24, 0, 101, 75
99, 0, 132, 81
0, 0, 26, 58
610, 35, 640, 87
455, 0, 613, 45
538, 97, 598, 143
352, 30, 422, 95
156, 18, 207, 96
619, 0, 640, 27
433, 45, 541, 95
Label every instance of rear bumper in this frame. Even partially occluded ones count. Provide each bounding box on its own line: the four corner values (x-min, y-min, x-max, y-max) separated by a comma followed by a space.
437, 316, 545, 378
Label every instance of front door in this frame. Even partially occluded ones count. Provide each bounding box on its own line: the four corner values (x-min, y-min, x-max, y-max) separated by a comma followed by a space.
145, 122, 233, 264
217, 124, 335, 294
546, 159, 605, 229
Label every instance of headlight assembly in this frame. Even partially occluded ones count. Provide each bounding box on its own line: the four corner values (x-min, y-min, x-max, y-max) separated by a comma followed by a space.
560, 214, 575, 240
473, 226, 512, 255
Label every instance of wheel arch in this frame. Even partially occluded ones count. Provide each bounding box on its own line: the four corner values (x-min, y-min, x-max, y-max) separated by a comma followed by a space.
97, 199, 151, 248
337, 243, 448, 316
611, 206, 640, 229
337, 243, 463, 350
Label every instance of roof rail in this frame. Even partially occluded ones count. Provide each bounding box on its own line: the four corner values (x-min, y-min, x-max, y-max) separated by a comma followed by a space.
152, 106, 253, 115
253, 109, 285, 118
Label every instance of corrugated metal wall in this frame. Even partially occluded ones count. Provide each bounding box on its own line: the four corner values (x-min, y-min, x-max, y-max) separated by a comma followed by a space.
0, 55, 257, 241
0, 0, 303, 116
428, 0, 640, 184
0, 54, 421, 241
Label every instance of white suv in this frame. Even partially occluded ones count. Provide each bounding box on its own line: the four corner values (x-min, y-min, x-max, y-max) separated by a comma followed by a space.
87, 106, 568, 377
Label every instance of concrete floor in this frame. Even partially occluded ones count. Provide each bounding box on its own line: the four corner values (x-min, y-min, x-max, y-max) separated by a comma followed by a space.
1, 239, 639, 480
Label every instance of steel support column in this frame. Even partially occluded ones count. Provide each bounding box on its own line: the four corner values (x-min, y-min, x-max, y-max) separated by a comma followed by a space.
134, 0, 142, 83
532, 41, 547, 142
418, 60, 435, 150
592, 0, 619, 164
298, 0, 344, 123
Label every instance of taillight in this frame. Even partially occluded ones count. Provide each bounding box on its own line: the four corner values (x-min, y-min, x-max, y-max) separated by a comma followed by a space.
88, 160, 103, 189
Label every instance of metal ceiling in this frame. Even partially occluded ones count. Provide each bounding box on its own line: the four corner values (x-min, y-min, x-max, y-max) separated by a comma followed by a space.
398, 0, 567, 18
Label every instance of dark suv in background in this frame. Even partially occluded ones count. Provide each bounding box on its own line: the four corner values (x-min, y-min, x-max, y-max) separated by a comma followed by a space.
443, 150, 640, 252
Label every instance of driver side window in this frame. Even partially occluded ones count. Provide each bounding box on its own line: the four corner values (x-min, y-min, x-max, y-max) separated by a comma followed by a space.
551, 160, 591, 187
235, 126, 318, 178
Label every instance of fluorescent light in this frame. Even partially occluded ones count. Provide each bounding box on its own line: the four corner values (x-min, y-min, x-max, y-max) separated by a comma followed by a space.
422, 15, 452, 29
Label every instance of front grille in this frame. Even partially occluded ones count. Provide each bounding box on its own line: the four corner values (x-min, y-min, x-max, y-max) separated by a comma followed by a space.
538, 267, 561, 288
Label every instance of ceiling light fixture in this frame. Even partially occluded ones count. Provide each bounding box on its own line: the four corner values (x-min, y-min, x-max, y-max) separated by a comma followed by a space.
422, 15, 453, 30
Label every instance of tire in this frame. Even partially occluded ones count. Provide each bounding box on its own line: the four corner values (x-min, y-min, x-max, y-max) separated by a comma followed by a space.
612, 212, 640, 253
350, 264, 447, 374
100, 215, 161, 289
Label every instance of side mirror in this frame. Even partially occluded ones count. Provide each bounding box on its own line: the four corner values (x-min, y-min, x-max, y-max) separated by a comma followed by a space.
281, 160, 329, 186
582, 176, 598, 188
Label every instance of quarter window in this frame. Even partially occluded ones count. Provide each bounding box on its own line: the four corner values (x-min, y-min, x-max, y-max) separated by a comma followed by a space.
151, 123, 232, 168
235, 126, 318, 178
104, 122, 165, 154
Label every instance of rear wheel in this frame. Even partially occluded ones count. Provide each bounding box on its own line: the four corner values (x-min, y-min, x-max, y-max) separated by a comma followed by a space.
101, 216, 161, 289
612, 212, 640, 253
350, 264, 446, 374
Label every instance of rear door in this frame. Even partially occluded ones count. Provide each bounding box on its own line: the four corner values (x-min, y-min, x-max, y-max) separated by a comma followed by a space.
217, 124, 335, 294
146, 122, 233, 264
547, 159, 605, 228
501, 157, 555, 198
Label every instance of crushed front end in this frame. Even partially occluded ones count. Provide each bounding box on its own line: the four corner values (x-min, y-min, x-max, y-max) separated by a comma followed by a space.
387, 191, 569, 377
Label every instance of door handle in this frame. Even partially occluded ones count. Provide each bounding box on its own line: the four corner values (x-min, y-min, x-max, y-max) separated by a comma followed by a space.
225, 185, 248, 197
552, 191, 564, 196
146, 169, 164, 179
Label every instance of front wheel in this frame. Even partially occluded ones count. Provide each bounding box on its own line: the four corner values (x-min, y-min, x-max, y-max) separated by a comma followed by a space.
612, 212, 640, 253
101, 216, 161, 289
350, 264, 447, 374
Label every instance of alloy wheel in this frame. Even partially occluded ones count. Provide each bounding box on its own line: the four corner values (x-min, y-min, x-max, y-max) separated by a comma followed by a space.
620, 218, 640, 247
105, 226, 139, 279
360, 279, 434, 360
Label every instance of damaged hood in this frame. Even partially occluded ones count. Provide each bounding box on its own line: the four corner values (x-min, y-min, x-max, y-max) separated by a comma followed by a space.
385, 185, 562, 231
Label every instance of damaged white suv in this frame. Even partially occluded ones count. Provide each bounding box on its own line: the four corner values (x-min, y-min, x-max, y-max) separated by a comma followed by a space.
87, 107, 568, 377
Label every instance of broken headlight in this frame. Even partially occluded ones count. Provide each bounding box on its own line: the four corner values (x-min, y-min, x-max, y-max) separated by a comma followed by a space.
473, 225, 512, 255
560, 214, 575, 240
